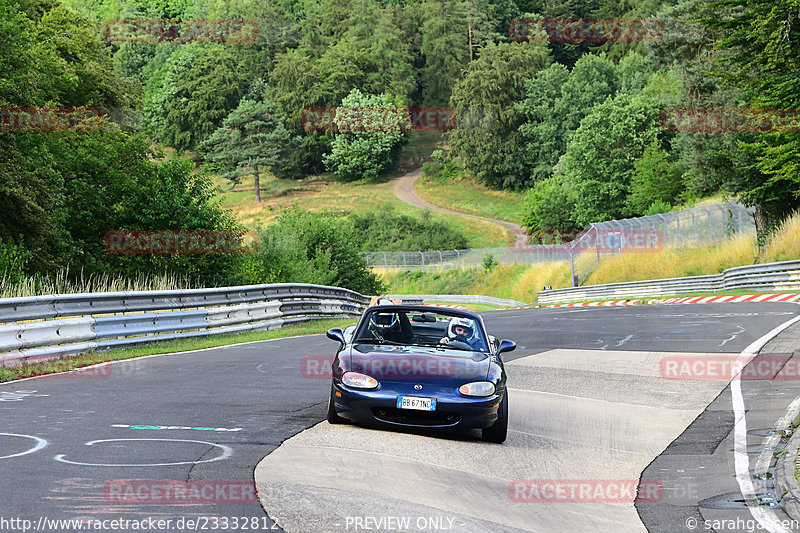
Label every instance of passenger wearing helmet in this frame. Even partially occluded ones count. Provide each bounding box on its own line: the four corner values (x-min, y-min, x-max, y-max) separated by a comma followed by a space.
439, 317, 484, 350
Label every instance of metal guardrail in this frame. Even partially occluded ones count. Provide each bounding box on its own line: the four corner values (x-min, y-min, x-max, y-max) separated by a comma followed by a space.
537, 260, 800, 303
0, 284, 370, 366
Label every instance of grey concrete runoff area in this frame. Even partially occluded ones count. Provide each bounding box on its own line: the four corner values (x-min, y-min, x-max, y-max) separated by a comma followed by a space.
2, 303, 800, 533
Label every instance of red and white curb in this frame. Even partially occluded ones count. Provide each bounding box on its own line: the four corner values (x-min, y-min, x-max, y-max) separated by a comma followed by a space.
423, 303, 471, 311
493, 293, 800, 310
649, 293, 800, 304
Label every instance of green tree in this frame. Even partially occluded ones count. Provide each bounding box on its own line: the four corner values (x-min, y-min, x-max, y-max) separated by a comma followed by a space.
516, 63, 569, 185
201, 96, 299, 203
448, 41, 550, 189
419, 0, 470, 106
560, 93, 661, 225
517, 54, 617, 187
323, 89, 407, 181
702, 0, 800, 241
145, 45, 260, 152
627, 141, 684, 215
520, 174, 578, 240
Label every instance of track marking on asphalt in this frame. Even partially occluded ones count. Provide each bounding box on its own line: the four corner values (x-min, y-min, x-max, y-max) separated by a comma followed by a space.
54, 438, 233, 467
0, 433, 48, 459
0, 390, 49, 401
731, 313, 800, 533
719, 325, 746, 347
111, 424, 242, 432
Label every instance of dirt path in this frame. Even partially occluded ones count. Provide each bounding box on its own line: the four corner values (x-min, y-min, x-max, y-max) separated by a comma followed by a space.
391, 168, 528, 247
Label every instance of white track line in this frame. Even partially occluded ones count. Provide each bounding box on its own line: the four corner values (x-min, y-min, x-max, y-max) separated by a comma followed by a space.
732, 312, 800, 533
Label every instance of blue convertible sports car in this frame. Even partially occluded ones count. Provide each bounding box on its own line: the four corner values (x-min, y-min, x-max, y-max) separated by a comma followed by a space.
325, 301, 516, 443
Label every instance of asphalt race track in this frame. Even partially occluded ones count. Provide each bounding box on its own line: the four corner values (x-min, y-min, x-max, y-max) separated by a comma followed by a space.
1, 303, 799, 532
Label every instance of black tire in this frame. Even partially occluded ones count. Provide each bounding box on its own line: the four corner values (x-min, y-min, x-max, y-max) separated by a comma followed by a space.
327, 384, 347, 425
482, 391, 508, 443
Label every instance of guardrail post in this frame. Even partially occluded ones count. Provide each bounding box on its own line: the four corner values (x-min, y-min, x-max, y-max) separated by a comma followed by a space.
402, 251, 407, 270
691, 210, 697, 242
455, 250, 462, 269
419, 251, 425, 273
674, 212, 681, 243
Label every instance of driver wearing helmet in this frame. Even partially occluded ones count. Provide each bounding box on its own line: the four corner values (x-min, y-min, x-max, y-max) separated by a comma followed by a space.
439, 317, 483, 350
368, 299, 413, 343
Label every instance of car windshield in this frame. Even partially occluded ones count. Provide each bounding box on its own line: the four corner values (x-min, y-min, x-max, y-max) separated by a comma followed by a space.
352, 308, 489, 352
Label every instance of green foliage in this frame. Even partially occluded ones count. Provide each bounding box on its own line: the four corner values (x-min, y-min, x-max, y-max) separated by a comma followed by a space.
701, 0, 800, 228
422, 151, 459, 182
448, 41, 550, 189
0, 239, 31, 285
559, 94, 662, 225
482, 253, 497, 271
200, 94, 300, 200
627, 141, 685, 215
249, 208, 385, 294
419, 0, 470, 106
349, 210, 468, 252
145, 45, 260, 152
644, 200, 672, 216
520, 175, 578, 240
323, 89, 408, 181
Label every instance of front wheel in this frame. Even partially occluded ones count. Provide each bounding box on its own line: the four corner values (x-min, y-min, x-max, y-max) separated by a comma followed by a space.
482, 391, 508, 443
327, 384, 347, 425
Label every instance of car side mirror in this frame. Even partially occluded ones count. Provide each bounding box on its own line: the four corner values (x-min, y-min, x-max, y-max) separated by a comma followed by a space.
326, 328, 346, 344
497, 339, 516, 354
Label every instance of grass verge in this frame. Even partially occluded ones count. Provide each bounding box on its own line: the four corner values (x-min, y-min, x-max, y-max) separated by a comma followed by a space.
0, 318, 354, 383
414, 173, 526, 224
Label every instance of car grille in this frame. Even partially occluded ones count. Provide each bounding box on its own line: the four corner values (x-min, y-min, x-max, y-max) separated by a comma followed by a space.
372, 407, 461, 427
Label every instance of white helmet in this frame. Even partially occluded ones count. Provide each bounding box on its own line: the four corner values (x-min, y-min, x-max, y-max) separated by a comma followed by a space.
448, 317, 476, 341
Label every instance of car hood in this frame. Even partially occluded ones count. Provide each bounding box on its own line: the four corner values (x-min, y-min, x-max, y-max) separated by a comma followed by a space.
348, 343, 490, 384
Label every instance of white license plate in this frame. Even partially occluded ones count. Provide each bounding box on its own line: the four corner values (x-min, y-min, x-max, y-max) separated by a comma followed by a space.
396, 396, 436, 411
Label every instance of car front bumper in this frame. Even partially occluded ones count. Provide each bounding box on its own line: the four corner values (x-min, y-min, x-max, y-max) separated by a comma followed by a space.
332, 381, 502, 430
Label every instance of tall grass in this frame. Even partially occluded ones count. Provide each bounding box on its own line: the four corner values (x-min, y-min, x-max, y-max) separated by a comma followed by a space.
384, 210, 800, 301
584, 232, 758, 285
1, 267, 196, 298
763, 211, 800, 263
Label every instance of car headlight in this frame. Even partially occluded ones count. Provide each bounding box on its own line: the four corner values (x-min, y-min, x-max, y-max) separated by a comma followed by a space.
342, 372, 379, 389
458, 381, 495, 397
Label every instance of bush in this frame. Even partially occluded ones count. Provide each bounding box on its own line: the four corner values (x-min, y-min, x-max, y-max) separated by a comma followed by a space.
249, 208, 385, 295
644, 200, 672, 216
0, 239, 31, 285
349, 210, 468, 252
323, 89, 407, 181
